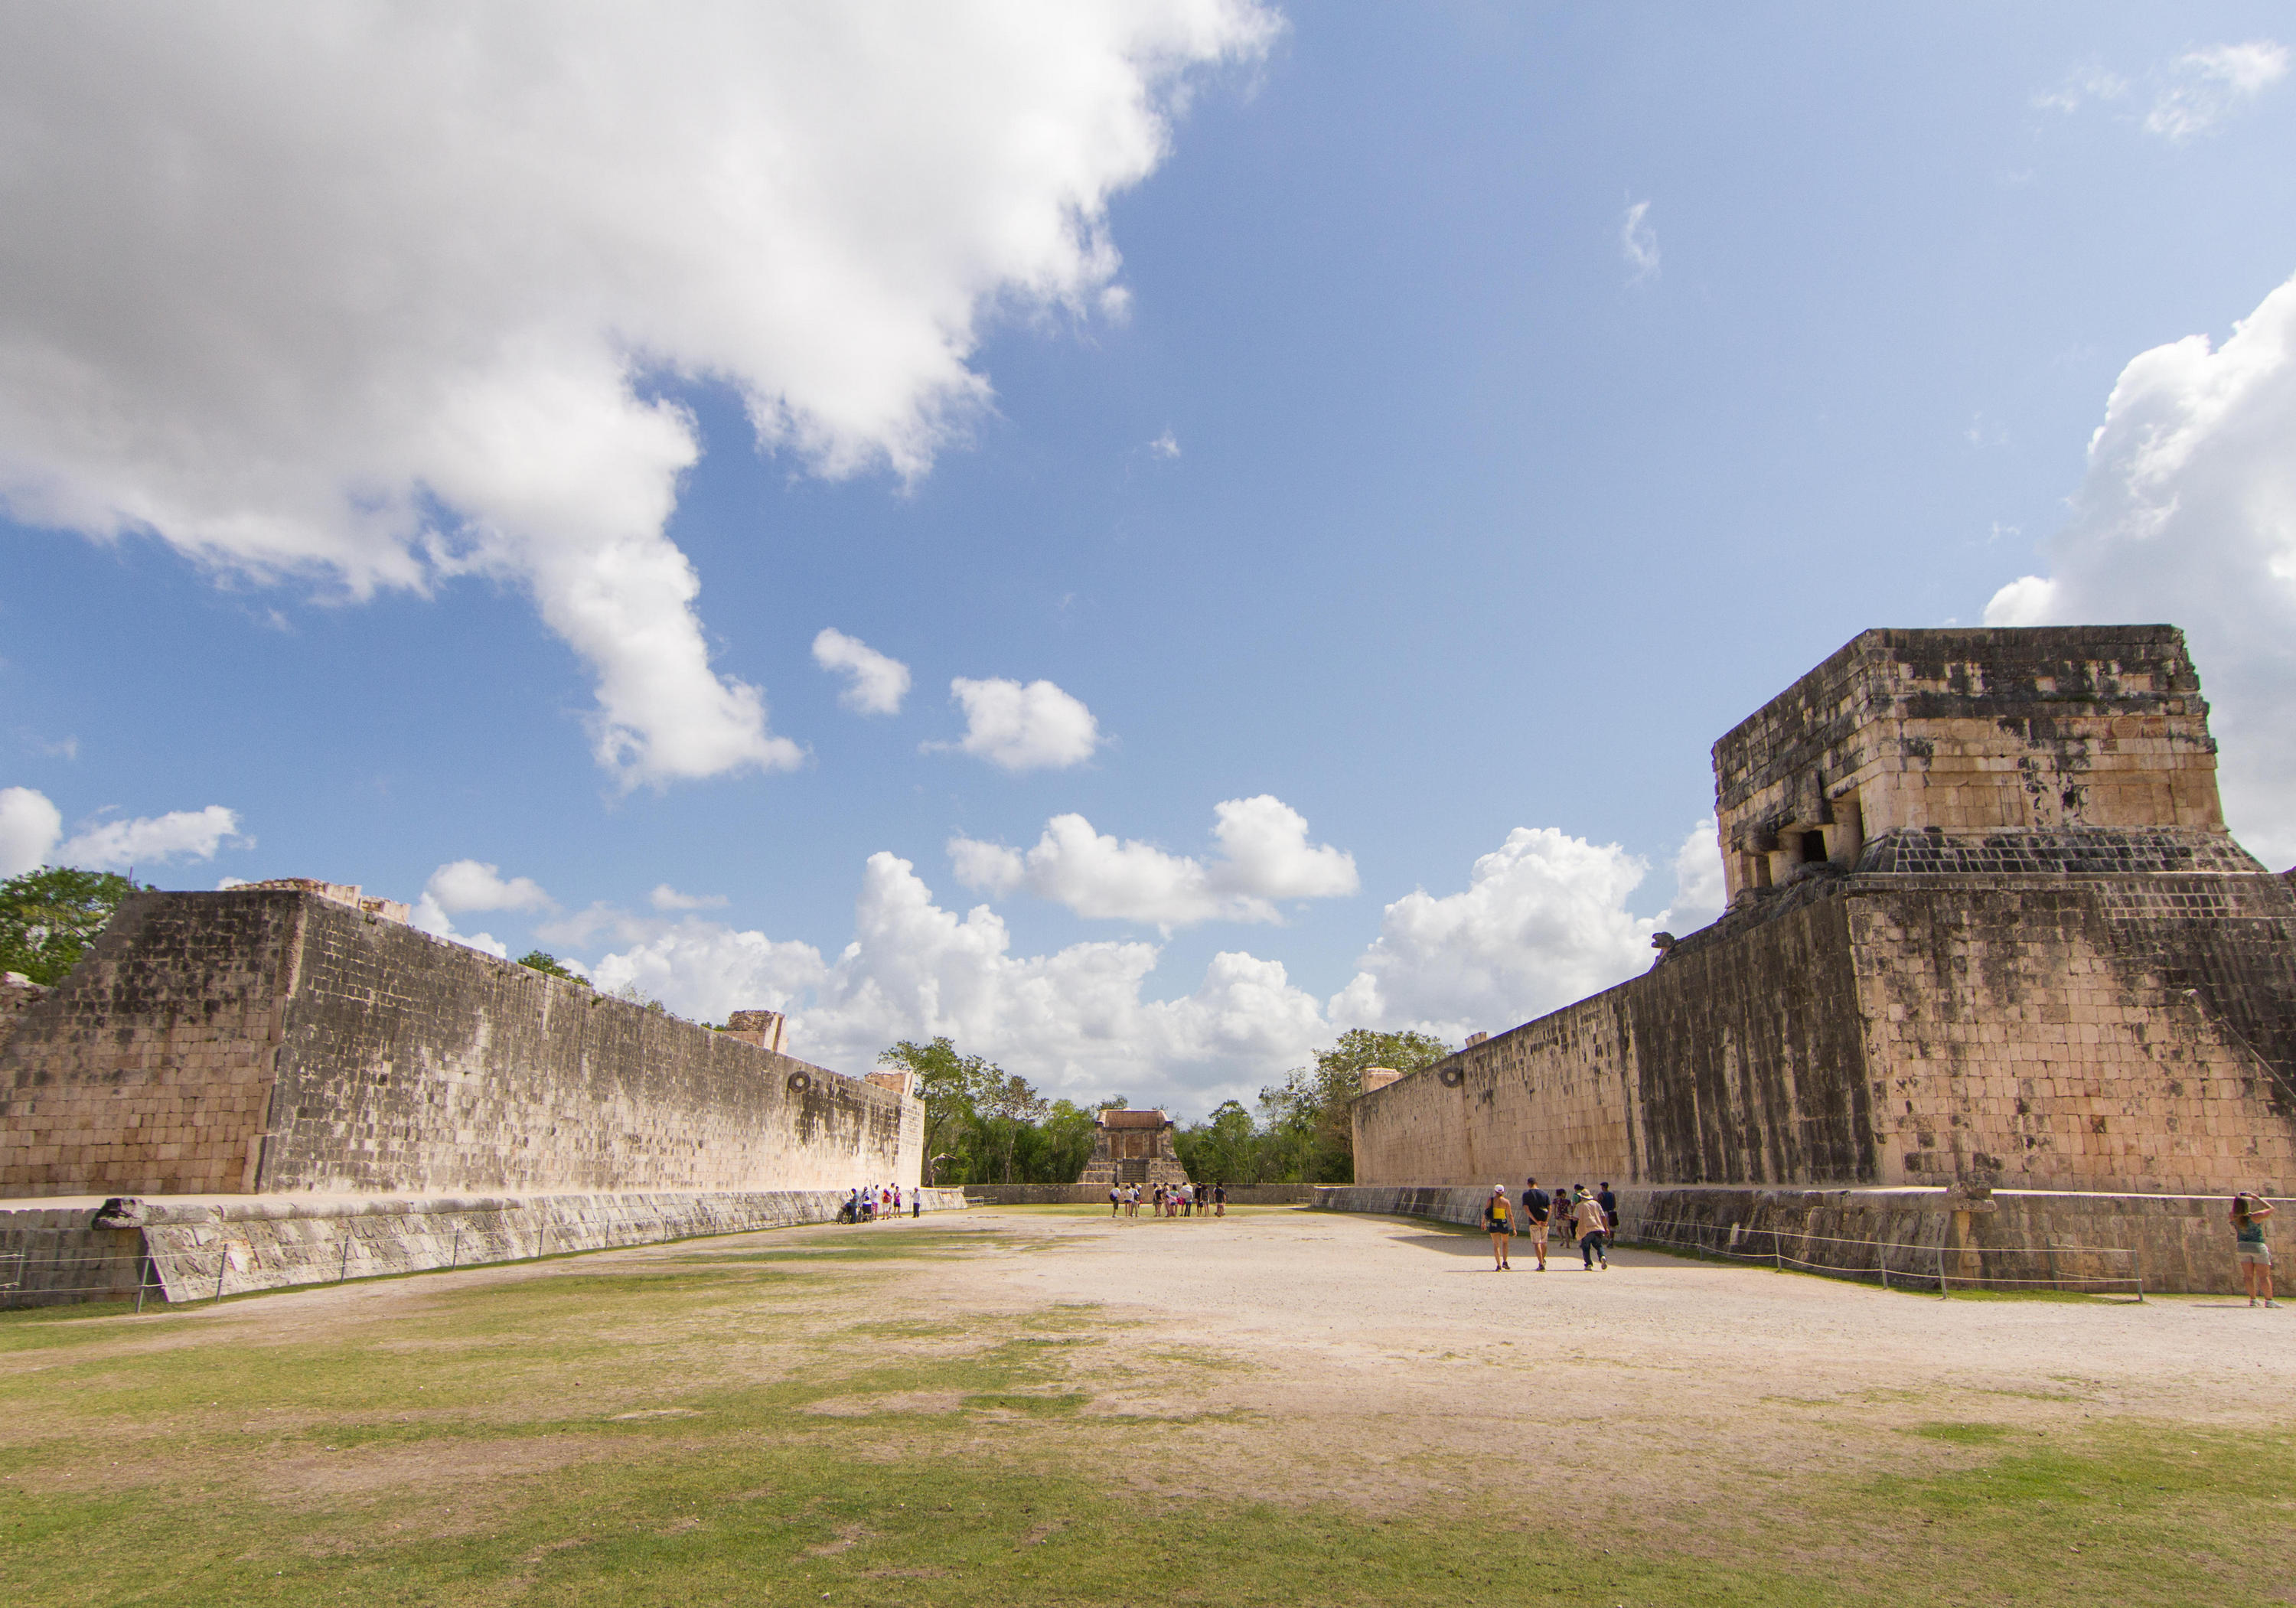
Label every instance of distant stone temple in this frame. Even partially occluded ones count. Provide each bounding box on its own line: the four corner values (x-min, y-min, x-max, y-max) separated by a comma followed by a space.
1079, 1107, 1190, 1189
1352, 625, 2295, 1199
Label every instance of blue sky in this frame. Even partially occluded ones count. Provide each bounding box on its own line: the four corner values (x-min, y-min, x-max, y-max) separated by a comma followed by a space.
4, 5, 2294, 1114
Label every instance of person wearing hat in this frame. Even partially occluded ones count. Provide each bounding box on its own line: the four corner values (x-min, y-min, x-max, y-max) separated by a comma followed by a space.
1483, 1185, 1515, 1270
2232, 1192, 2277, 1307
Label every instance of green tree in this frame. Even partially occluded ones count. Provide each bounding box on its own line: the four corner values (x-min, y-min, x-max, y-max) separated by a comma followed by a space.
1174, 1098, 1266, 1186
879, 1036, 1004, 1182
1257, 1028, 1452, 1183
516, 950, 588, 985
0, 866, 145, 986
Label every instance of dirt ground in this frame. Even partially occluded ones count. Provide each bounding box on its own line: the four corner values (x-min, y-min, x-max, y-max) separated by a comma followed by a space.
7, 1203, 2292, 1606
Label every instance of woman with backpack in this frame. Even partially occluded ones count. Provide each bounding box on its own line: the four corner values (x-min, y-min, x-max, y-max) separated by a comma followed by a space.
1484, 1185, 1515, 1270
2233, 1192, 2276, 1307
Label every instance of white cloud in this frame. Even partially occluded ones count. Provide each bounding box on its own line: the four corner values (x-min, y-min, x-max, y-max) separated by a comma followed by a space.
2147, 41, 2289, 140
406, 857, 550, 958
948, 794, 1358, 928
1620, 200, 1660, 282
422, 859, 553, 915
56, 805, 249, 872
2033, 64, 2131, 115
1667, 816, 1726, 931
408, 895, 512, 961
0, 5, 1274, 788
0, 786, 63, 877
588, 851, 1326, 1112
1986, 270, 2296, 866
1148, 429, 1181, 458
651, 883, 729, 912
811, 628, 912, 716
938, 677, 1102, 771
1327, 822, 1717, 1042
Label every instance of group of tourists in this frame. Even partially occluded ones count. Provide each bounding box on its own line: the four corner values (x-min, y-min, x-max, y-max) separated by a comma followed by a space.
838, 1183, 915, 1223
1108, 1181, 1226, 1218
1482, 1178, 1616, 1272
1472, 1180, 2280, 1300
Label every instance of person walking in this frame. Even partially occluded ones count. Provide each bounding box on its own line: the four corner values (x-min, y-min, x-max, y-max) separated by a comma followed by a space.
1484, 1186, 1515, 1270
1598, 1182, 1619, 1239
1109, 1183, 1122, 1216
1574, 1186, 1609, 1270
1214, 1182, 1227, 1218
1553, 1188, 1576, 1251
1520, 1177, 1551, 1271
2232, 1192, 2277, 1307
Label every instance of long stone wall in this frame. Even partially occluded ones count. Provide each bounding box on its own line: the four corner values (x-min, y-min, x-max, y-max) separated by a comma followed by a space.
1352, 870, 2296, 1199
0, 1188, 970, 1307
1, 889, 922, 1199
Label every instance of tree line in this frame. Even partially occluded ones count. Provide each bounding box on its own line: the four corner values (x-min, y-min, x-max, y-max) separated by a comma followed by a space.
880, 1027, 1450, 1187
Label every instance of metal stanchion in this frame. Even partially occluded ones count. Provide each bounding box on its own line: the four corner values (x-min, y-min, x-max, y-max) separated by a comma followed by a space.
340, 1236, 352, 1283
214, 1248, 229, 1305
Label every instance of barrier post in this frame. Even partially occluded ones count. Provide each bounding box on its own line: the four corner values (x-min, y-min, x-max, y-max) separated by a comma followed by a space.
2134, 1248, 2145, 1304
339, 1235, 351, 1283
1773, 1229, 1782, 1273
135, 1253, 148, 1315
1936, 1239, 1948, 1299
450, 1228, 461, 1270
214, 1247, 228, 1305
1878, 1242, 1890, 1290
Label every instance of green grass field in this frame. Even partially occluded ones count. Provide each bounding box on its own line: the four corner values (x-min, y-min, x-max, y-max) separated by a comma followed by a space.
3, 1217, 2291, 1607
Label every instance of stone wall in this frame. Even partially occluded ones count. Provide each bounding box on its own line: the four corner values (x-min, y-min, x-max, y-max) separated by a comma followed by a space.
1, 889, 923, 1199
0, 1187, 971, 1307
1713, 626, 2236, 902
1311, 1183, 2286, 1296
1352, 870, 2296, 1199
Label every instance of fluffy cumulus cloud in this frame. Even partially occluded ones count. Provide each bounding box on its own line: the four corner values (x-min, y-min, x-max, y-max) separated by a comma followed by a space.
576, 817, 1721, 1112
409, 858, 552, 958
0, 5, 1274, 787
937, 677, 1102, 771
2146, 41, 2288, 141
587, 852, 1326, 1111
61, 805, 250, 873
1327, 819, 1722, 1042
1, 789, 253, 879
950, 794, 1357, 927
1986, 271, 2296, 866
811, 628, 912, 716
422, 859, 553, 915
0, 786, 65, 878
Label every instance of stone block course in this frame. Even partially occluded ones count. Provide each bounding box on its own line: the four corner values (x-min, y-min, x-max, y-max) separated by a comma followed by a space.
2, 889, 924, 1199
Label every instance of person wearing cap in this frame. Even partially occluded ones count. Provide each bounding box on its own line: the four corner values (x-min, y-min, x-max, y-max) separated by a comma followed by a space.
1483, 1185, 1515, 1270
1573, 1186, 1610, 1270
2232, 1192, 2276, 1307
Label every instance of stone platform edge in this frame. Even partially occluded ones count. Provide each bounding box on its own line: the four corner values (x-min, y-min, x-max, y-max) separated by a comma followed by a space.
1313, 1183, 2286, 1295
0, 1187, 967, 1306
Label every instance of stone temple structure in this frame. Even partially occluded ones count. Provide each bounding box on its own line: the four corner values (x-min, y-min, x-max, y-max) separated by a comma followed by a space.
0, 880, 954, 1303
1339, 626, 2294, 1288
1079, 1107, 1190, 1189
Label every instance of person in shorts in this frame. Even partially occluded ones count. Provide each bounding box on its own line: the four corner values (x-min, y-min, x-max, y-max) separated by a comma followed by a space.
1552, 1188, 1576, 1251
2232, 1192, 2277, 1307
1520, 1177, 1551, 1270
1484, 1186, 1515, 1270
